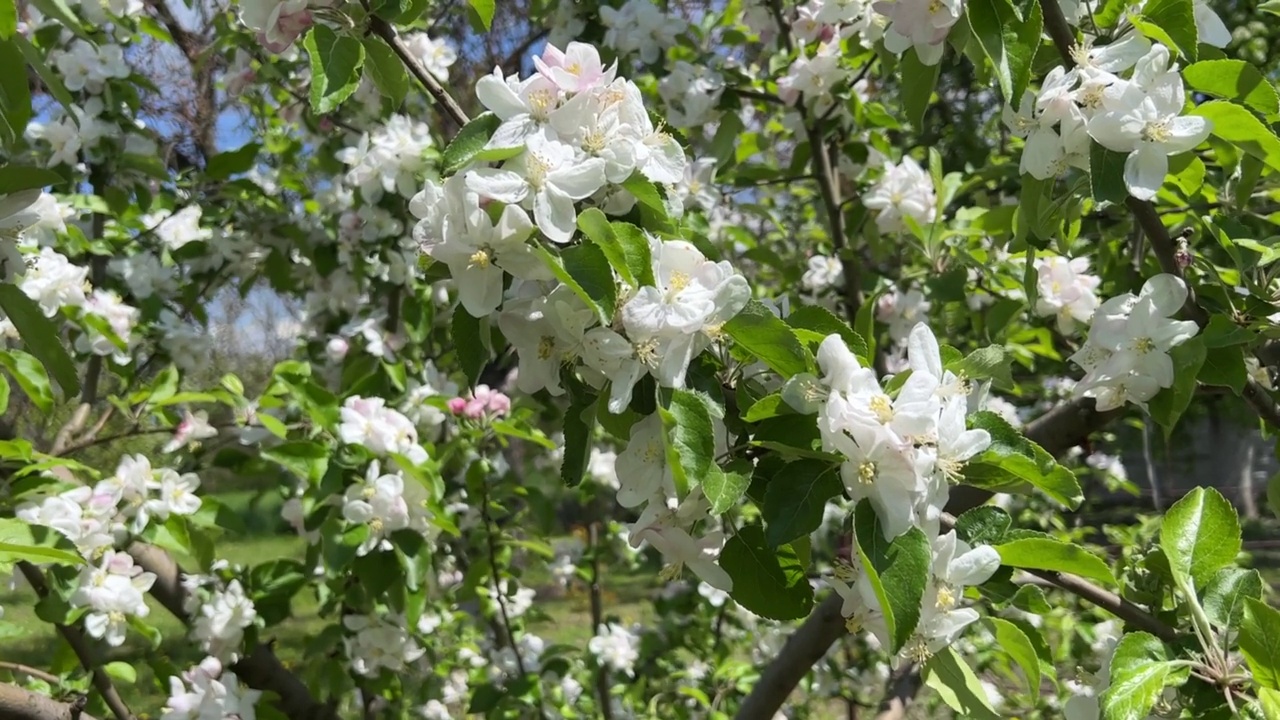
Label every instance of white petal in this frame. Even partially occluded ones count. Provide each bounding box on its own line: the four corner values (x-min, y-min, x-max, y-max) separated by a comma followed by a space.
1123, 147, 1167, 201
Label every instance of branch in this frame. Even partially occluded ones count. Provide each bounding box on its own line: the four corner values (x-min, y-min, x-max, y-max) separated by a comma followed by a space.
0, 662, 62, 685
368, 16, 470, 128
15, 563, 135, 720
127, 544, 338, 720
0, 682, 100, 720
871, 664, 922, 720
588, 523, 614, 720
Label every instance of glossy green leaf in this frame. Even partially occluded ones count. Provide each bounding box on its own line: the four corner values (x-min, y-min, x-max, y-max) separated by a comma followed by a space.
985, 617, 1046, 702
0, 349, 53, 413
467, 0, 495, 29
0, 0, 15, 39
441, 112, 502, 175
721, 524, 814, 620
660, 389, 720, 496
763, 460, 842, 547
785, 305, 869, 363
1100, 632, 1189, 720
577, 208, 636, 286
1202, 567, 1263, 629
953, 506, 1011, 546
304, 25, 366, 114
723, 299, 813, 379
995, 537, 1116, 585
1193, 100, 1280, 173
561, 244, 616, 320
262, 441, 330, 484
703, 469, 750, 516
0, 284, 79, 397
1090, 141, 1130, 203
0, 165, 64, 194
1160, 486, 1241, 588
1133, 0, 1197, 60
361, 37, 410, 109
451, 309, 489, 388
923, 647, 1001, 719
560, 392, 597, 487
1241, 598, 1280, 689
1198, 344, 1247, 395
1183, 59, 1279, 117
965, 0, 1041, 106
854, 500, 931, 653
900, 47, 940, 129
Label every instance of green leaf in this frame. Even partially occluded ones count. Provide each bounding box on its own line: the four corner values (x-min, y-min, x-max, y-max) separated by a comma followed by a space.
763, 460, 842, 547
304, 25, 366, 114
1090, 141, 1130, 203
204, 143, 261, 181
963, 441, 1083, 509
953, 506, 1011, 546
853, 500, 931, 653
744, 393, 789, 422
1165, 152, 1205, 196
995, 537, 1116, 585
451, 309, 489, 388
561, 244, 616, 320
1160, 486, 1241, 588
1095, 0, 1139, 26
0, 349, 53, 413
1183, 60, 1279, 117
985, 617, 1046, 702
611, 221, 655, 286
1198, 344, 1247, 395
0, 284, 79, 397
950, 344, 1014, 388
361, 37, 410, 109
703, 470, 750, 516
1261, 688, 1280, 720
0, 40, 29, 150
0, 1, 15, 39
1243, 599, 1280, 690
467, 0, 495, 29
533, 243, 611, 325
721, 524, 814, 620
0, 165, 64, 195
28, 0, 80, 31
620, 172, 671, 227
785, 305, 869, 363
1202, 567, 1263, 629
1148, 336, 1207, 436
723, 299, 813, 379
965, 0, 1041, 106
900, 47, 940, 128
1201, 315, 1254, 347
660, 389, 720, 496
1101, 632, 1189, 720
560, 393, 597, 487
577, 208, 636, 286
922, 647, 1001, 719
0, 518, 82, 565
13, 35, 74, 113
103, 661, 137, 684
441, 113, 503, 175
1132, 0, 1197, 60
1193, 100, 1280, 173
262, 441, 330, 484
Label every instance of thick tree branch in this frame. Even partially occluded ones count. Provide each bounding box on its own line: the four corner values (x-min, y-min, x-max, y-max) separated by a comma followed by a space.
127, 544, 337, 720
368, 16, 470, 128
15, 563, 134, 720
0, 682, 100, 720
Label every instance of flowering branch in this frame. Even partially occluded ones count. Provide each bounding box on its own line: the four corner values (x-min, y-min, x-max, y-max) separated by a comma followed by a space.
0, 682, 100, 720
14, 562, 135, 720
126, 544, 338, 720
367, 16, 470, 128
1039, 0, 1280, 431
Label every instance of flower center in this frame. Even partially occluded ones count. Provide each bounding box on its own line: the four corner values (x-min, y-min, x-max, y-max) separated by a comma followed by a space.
1134, 337, 1156, 354
583, 127, 606, 153
526, 154, 550, 189
935, 582, 957, 610
1141, 119, 1172, 144
668, 271, 691, 294
537, 336, 556, 360
844, 616, 862, 633
528, 89, 557, 121
634, 338, 660, 367
857, 460, 876, 485
869, 394, 894, 424
904, 636, 933, 663
469, 248, 492, 269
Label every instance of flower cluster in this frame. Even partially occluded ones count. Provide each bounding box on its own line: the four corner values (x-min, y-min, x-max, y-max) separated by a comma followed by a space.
337, 396, 430, 464
337, 114, 436, 202
600, 0, 687, 63
341, 460, 435, 556
809, 324, 1000, 664
343, 613, 427, 676
1007, 38, 1214, 198
70, 551, 157, 646
238, 0, 313, 52
864, 157, 937, 234
19, 454, 202, 552
51, 39, 130, 93
588, 623, 641, 676
162, 657, 262, 720
1070, 274, 1200, 411
1034, 255, 1101, 334
191, 579, 258, 662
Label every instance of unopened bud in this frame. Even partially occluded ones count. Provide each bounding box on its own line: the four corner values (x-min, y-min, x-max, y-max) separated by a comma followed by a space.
1174, 240, 1192, 270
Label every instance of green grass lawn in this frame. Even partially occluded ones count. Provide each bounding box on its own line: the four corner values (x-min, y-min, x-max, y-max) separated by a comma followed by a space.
0, 490, 656, 717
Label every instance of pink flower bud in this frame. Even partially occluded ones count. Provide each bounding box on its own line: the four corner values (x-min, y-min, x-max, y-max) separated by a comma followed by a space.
447, 397, 468, 415
1174, 241, 1192, 270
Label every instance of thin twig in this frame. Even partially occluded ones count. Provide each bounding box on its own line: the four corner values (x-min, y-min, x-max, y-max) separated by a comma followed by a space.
0, 662, 61, 685
368, 16, 470, 128
588, 523, 613, 720
15, 563, 135, 720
